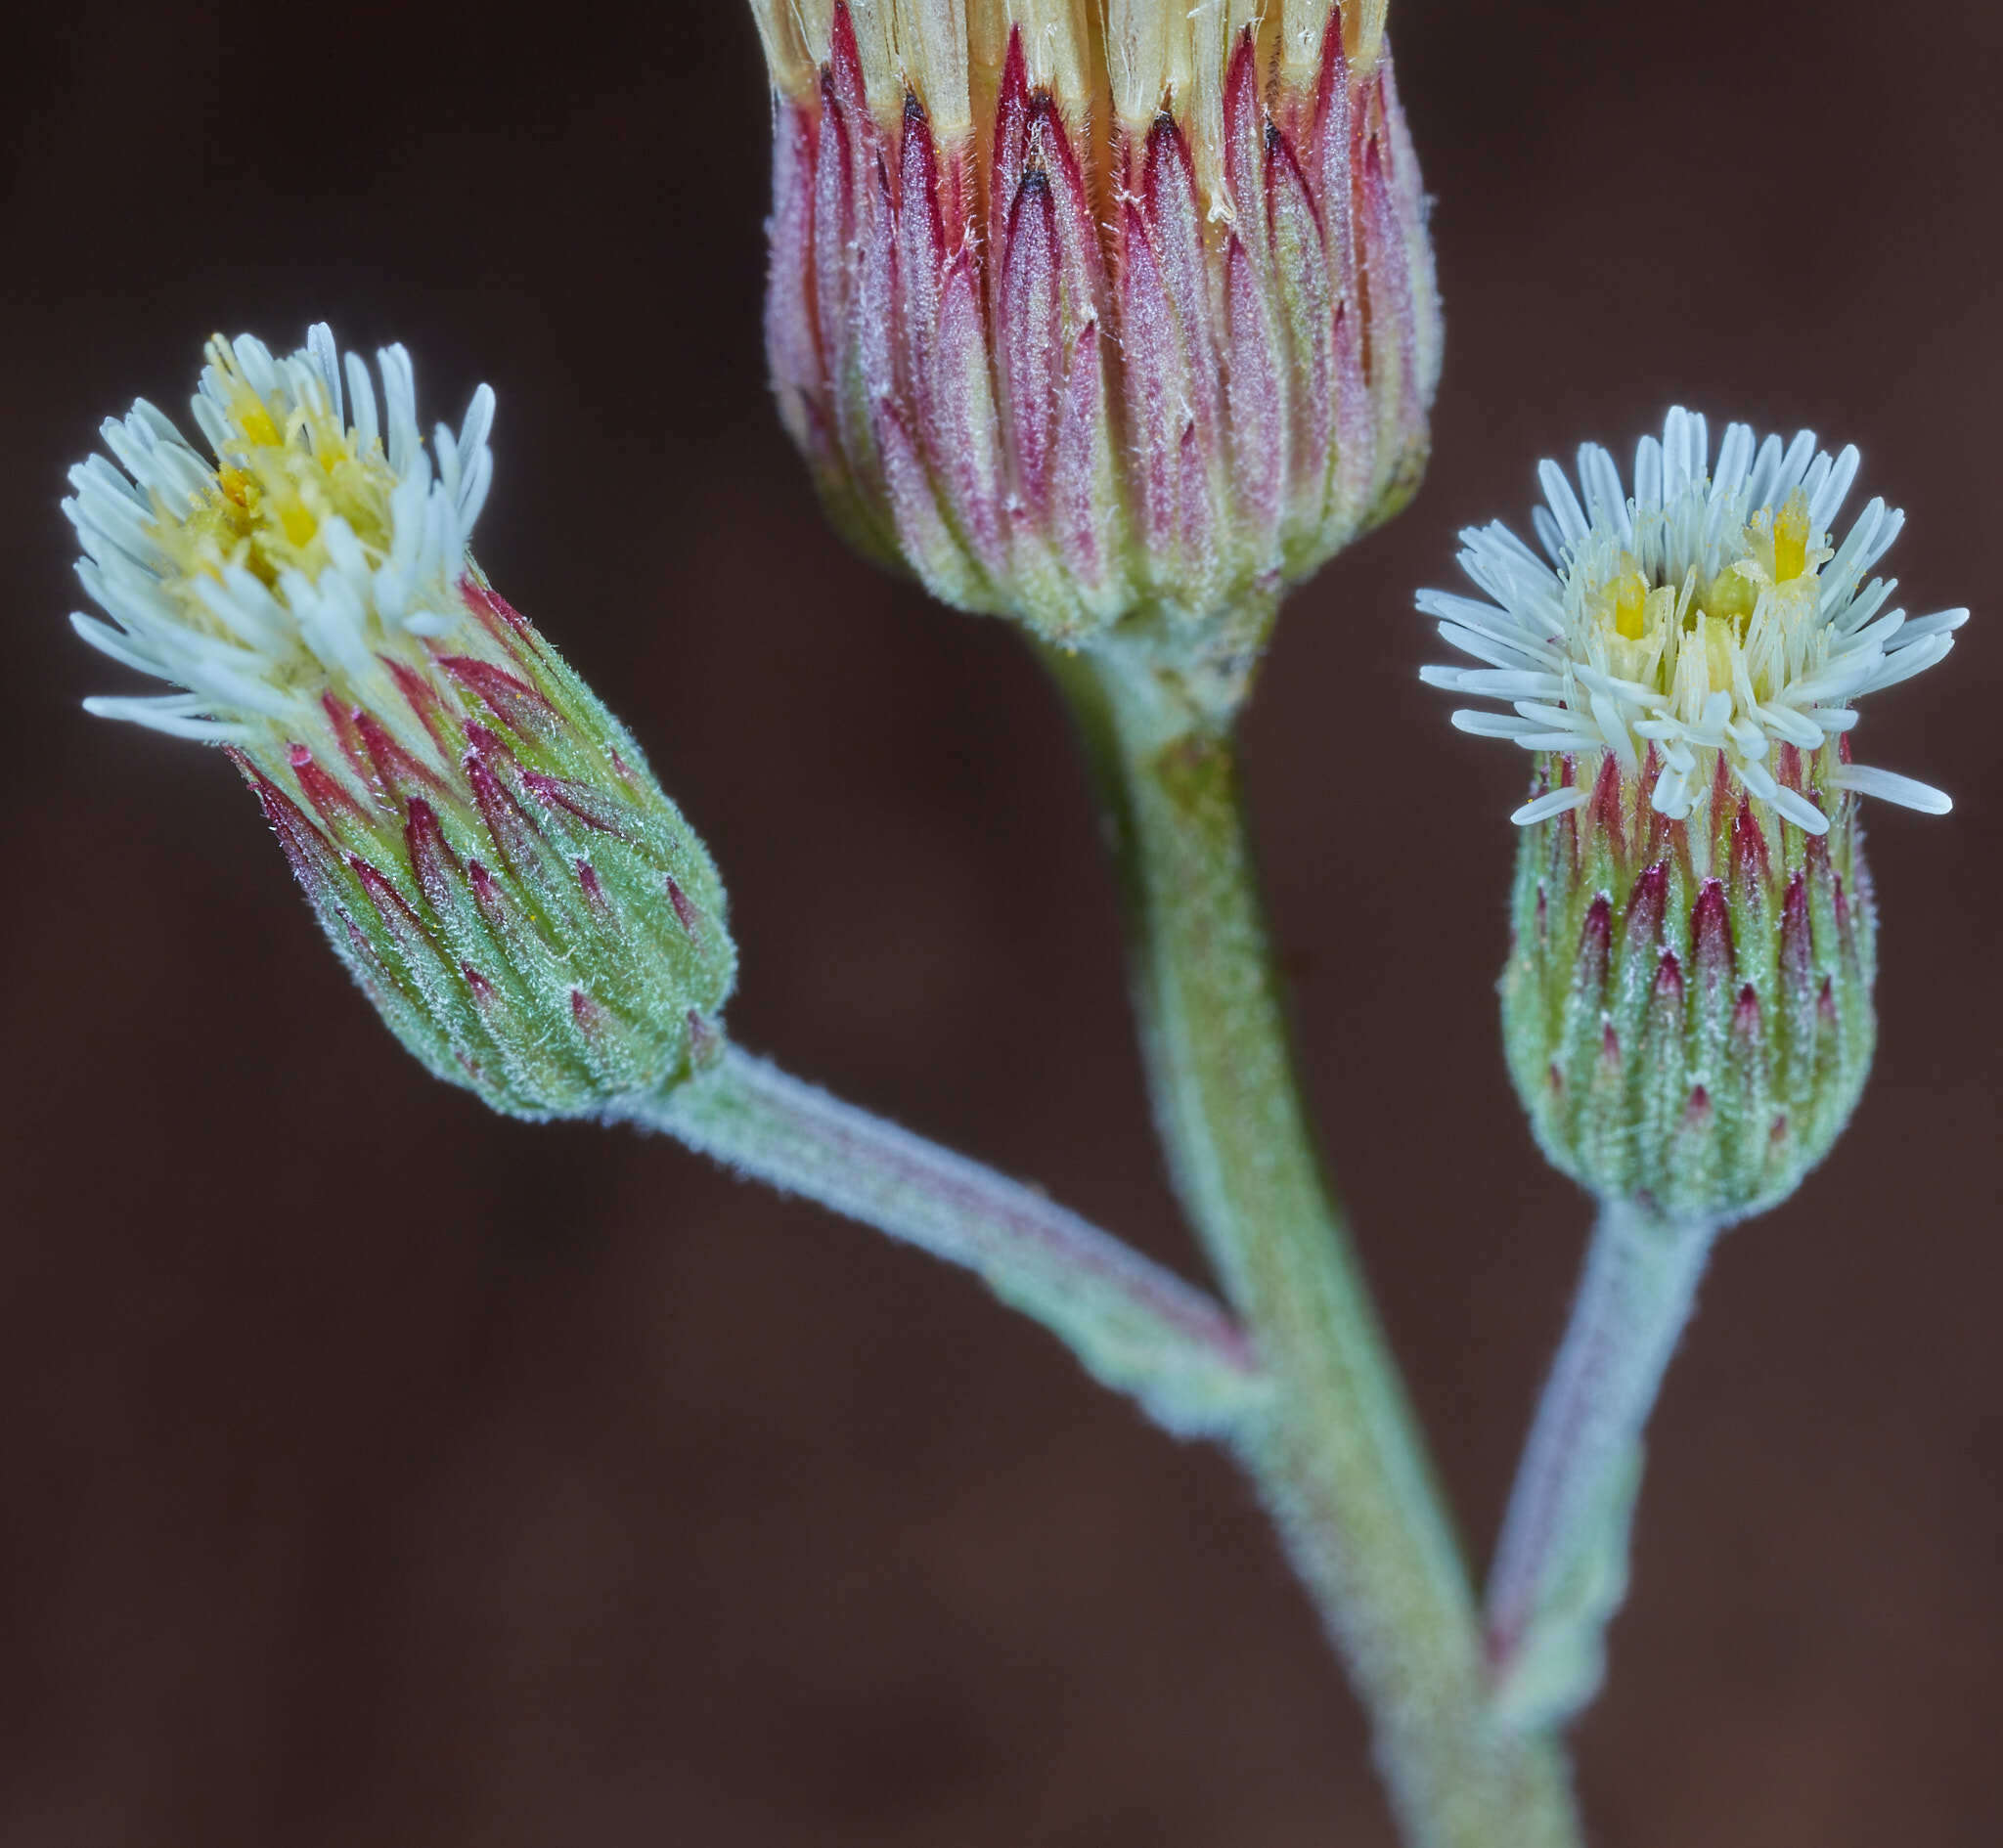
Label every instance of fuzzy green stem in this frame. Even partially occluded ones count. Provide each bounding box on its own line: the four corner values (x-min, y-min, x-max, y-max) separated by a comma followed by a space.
1048, 647, 1580, 1848
1486, 1197, 1720, 1732
619, 1045, 1271, 1439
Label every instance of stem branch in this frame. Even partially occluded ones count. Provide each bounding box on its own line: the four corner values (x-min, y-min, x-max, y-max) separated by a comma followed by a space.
1485, 1196, 1720, 1730
620, 1044, 1269, 1439
1049, 647, 1580, 1848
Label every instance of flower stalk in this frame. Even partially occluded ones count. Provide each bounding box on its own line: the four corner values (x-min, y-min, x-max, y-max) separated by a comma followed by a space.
623, 1045, 1271, 1439
1484, 1198, 1720, 1732
1047, 643, 1580, 1848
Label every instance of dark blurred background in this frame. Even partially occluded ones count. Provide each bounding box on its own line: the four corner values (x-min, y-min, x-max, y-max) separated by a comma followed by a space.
2, 2, 1997, 1843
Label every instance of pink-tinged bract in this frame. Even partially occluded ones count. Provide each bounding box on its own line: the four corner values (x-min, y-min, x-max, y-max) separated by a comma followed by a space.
67, 328, 735, 1119
754, 1, 1441, 710
1502, 747, 1877, 1220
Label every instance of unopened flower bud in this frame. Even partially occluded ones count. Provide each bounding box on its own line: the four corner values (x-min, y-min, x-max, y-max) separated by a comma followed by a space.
67, 326, 734, 1119
1420, 409, 1967, 1218
750, 0, 1440, 712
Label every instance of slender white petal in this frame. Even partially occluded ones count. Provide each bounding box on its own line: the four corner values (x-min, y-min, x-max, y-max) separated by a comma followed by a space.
345, 351, 379, 451
1418, 405, 1963, 827
1807, 444, 1860, 533
1436, 621, 1552, 674
1754, 703, 1824, 750
1742, 432, 1786, 512
71, 611, 175, 678
456, 384, 496, 509
1831, 575, 1898, 637
1538, 459, 1590, 551
1832, 765, 1953, 813
1512, 787, 1589, 825
307, 323, 343, 427
1452, 709, 1544, 738
1632, 434, 1662, 518
1590, 689, 1639, 774
458, 446, 494, 535
69, 325, 502, 759
1464, 519, 1555, 579
1856, 633, 1953, 693
1577, 444, 1632, 547
1767, 786, 1831, 835
1532, 506, 1566, 568
1737, 759, 1781, 802
1573, 665, 1658, 703
1711, 423, 1754, 504
1451, 669, 1568, 699
81, 693, 253, 741
1889, 607, 1968, 645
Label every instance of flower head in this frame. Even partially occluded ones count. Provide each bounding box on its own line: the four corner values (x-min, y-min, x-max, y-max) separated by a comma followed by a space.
1420, 409, 1968, 1219
1420, 408, 1967, 833
751, 0, 1439, 715
67, 325, 734, 1118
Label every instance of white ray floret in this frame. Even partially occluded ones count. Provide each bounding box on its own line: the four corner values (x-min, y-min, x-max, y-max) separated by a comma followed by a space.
1418, 408, 1967, 835
67, 324, 497, 770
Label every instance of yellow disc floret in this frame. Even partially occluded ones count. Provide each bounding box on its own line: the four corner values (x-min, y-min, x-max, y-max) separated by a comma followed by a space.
1580, 485, 1834, 729
66, 323, 497, 752
159, 336, 401, 611
1424, 409, 1966, 833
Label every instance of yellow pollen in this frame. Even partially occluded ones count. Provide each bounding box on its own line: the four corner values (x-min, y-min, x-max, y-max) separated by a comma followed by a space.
1589, 558, 1651, 641
1610, 565, 1648, 639
234, 400, 283, 447
1699, 612, 1738, 688
150, 335, 401, 619
1773, 486, 1810, 582
1698, 561, 1759, 631
1576, 478, 1837, 728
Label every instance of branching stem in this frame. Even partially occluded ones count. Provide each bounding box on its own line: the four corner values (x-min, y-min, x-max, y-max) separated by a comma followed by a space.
1486, 1197, 1721, 1730
621, 1045, 1271, 1439
1047, 646, 1581, 1848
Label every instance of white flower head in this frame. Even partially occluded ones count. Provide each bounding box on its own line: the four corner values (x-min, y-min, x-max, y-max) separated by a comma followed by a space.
1418, 408, 1968, 835
67, 324, 496, 773
64, 325, 740, 1119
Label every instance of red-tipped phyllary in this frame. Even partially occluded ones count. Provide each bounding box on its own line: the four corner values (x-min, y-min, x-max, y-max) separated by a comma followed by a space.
67, 327, 737, 1120
751, 0, 1441, 707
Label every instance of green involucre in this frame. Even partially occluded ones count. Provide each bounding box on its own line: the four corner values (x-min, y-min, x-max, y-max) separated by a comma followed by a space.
1503, 750, 1876, 1220
244, 567, 734, 1119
